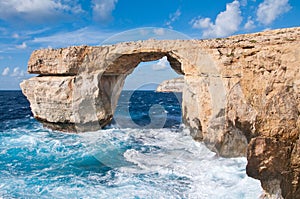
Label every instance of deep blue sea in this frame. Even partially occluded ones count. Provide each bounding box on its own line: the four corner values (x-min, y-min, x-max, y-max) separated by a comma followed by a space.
0, 90, 262, 198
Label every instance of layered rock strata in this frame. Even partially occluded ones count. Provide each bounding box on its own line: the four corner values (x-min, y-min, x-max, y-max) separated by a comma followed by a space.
156, 77, 184, 92
21, 27, 300, 198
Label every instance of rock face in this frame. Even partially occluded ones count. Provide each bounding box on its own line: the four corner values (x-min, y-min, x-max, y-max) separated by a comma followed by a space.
21, 27, 300, 198
156, 77, 184, 92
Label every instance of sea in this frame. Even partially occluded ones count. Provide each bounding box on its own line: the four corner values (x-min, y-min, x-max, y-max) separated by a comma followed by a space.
0, 90, 262, 198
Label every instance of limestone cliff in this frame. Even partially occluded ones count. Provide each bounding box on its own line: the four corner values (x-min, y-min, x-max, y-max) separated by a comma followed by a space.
21, 27, 300, 198
156, 77, 184, 92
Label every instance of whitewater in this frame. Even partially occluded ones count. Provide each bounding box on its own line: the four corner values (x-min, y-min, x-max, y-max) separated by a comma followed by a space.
0, 91, 262, 198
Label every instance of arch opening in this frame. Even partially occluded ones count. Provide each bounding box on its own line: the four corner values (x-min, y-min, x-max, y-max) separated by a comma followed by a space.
99, 52, 184, 129
103, 52, 184, 76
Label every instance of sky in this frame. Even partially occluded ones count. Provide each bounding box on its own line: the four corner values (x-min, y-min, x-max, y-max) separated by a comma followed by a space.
0, 0, 299, 90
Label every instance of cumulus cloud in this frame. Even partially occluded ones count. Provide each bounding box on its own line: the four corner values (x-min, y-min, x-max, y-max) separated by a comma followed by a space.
92, 0, 118, 22
16, 42, 27, 49
2, 67, 10, 76
0, 0, 83, 22
152, 56, 169, 71
256, 0, 291, 25
191, 0, 242, 38
192, 17, 213, 29
165, 9, 181, 28
1, 66, 30, 82
244, 17, 256, 30
11, 67, 26, 77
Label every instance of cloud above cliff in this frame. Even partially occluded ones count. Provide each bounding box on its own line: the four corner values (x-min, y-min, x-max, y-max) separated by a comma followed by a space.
92, 0, 118, 22
0, 0, 83, 23
244, 17, 256, 30
190, 0, 242, 38
11, 67, 26, 77
1, 66, 27, 78
256, 0, 291, 25
0, 0, 120, 24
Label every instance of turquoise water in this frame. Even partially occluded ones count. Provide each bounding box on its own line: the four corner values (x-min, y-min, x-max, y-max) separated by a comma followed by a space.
0, 91, 262, 198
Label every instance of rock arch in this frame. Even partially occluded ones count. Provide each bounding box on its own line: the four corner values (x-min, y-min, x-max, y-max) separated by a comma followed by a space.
98, 51, 185, 126
21, 40, 212, 132
21, 27, 300, 198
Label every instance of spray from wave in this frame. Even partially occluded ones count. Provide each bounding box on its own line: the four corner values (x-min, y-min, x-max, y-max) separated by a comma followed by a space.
0, 91, 262, 198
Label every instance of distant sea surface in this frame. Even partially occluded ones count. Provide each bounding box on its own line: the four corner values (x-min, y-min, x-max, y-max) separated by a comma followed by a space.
0, 90, 262, 198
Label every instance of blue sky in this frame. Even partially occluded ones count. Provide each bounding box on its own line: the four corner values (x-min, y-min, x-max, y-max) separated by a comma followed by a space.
0, 0, 299, 90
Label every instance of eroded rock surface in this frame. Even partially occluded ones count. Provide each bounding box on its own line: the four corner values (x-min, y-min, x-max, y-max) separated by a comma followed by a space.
156, 77, 184, 92
21, 27, 300, 198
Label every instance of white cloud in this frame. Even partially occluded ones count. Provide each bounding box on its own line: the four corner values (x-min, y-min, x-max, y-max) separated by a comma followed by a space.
153, 28, 165, 36
256, 0, 291, 25
166, 9, 181, 28
33, 27, 113, 47
152, 56, 169, 71
191, 0, 242, 38
16, 42, 27, 49
0, 0, 83, 22
11, 67, 26, 77
92, 0, 118, 22
244, 17, 256, 30
2, 67, 10, 76
192, 17, 213, 29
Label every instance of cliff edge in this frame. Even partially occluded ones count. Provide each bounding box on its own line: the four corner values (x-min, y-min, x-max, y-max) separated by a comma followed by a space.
21, 27, 300, 198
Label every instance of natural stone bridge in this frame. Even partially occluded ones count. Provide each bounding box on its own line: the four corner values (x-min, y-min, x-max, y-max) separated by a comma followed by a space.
21, 27, 300, 198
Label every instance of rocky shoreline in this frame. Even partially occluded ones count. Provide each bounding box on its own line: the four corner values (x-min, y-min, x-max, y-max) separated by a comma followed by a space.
21, 27, 300, 198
